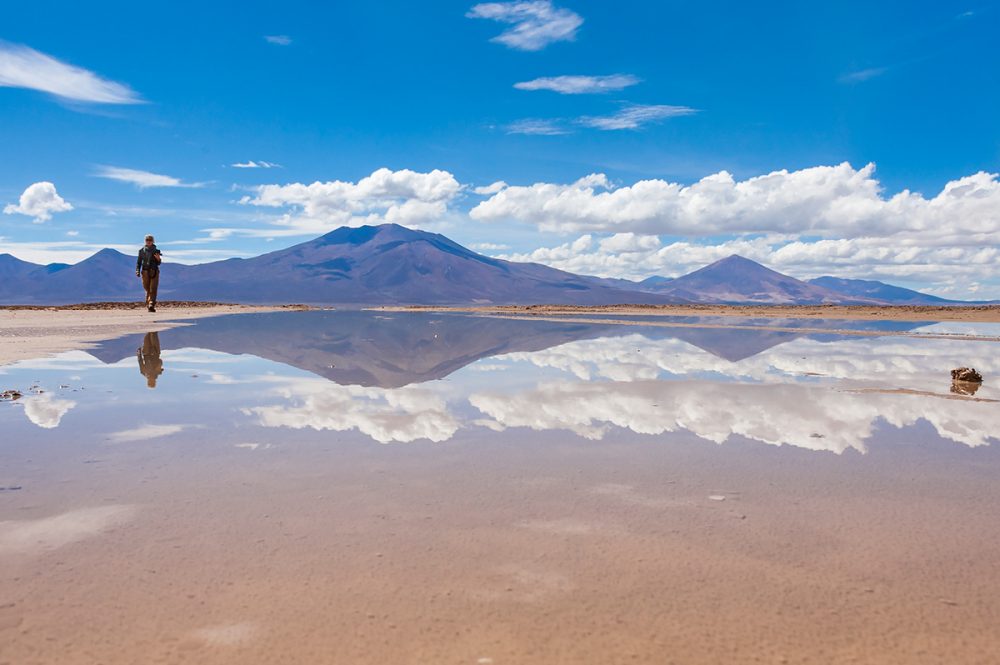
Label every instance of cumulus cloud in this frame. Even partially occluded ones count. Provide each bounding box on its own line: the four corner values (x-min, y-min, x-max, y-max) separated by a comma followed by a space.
239, 167, 462, 234
231, 160, 281, 169
0, 41, 142, 104
95, 166, 205, 189
514, 74, 640, 94
467, 1, 583, 51
3, 181, 73, 223
577, 103, 698, 130
474, 163, 1000, 295
471, 163, 1000, 239
264, 35, 292, 45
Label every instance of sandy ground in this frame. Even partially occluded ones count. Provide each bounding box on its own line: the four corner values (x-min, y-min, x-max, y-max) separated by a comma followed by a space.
2, 425, 999, 665
0, 303, 308, 366
386, 303, 1000, 323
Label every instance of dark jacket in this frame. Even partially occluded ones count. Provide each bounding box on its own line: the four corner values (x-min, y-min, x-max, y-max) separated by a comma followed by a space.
137, 244, 162, 273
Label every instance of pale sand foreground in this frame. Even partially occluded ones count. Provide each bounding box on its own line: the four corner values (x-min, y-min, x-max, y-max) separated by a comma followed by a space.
0, 304, 305, 366
2, 428, 999, 664
388, 303, 1000, 323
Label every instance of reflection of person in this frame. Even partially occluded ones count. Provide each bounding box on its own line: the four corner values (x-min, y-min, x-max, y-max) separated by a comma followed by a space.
136, 234, 162, 313
137, 332, 164, 388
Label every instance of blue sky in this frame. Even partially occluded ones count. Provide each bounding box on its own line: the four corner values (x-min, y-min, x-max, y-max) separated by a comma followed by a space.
1, 1, 998, 297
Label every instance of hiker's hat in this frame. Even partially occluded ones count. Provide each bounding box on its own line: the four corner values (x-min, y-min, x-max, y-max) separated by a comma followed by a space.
145, 234, 154, 241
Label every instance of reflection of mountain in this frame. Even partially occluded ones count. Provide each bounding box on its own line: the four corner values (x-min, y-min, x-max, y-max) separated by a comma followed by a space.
657, 317, 929, 362
88, 311, 626, 388
89, 311, 935, 388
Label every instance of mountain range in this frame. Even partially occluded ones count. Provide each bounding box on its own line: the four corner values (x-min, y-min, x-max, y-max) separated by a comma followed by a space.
0, 223, 973, 306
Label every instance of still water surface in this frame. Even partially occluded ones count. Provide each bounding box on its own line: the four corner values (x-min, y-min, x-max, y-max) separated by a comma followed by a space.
2, 311, 999, 664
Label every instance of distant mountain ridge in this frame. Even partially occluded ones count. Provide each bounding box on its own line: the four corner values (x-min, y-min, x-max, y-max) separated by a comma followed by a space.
645, 255, 880, 304
807, 276, 957, 305
0, 225, 678, 306
0, 225, 975, 306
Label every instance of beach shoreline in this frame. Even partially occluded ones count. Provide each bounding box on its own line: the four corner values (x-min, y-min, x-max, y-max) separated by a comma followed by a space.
0, 303, 311, 366
378, 303, 1000, 323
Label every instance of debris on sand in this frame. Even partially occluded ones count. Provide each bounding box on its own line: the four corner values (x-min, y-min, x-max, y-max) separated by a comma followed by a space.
951, 367, 983, 383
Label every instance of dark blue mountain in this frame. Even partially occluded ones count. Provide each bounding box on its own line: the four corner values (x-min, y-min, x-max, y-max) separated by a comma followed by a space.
808, 276, 956, 305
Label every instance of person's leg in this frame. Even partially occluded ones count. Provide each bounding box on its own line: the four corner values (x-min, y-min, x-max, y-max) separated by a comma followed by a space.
141, 270, 152, 308
149, 272, 159, 308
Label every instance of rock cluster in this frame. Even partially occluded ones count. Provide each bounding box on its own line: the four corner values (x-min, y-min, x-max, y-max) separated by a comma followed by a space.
951, 367, 983, 383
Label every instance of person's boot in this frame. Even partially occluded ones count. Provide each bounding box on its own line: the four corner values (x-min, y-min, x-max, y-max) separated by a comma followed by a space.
149, 304, 156, 313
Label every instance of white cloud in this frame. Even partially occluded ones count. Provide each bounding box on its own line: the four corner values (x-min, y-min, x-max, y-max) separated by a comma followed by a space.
231, 160, 281, 169
264, 35, 292, 45
470, 163, 1000, 240
239, 167, 462, 234
0, 41, 142, 104
505, 104, 695, 136
474, 163, 1000, 296
514, 74, 640, 94
505, 118, 569, 135
22, 394, 76, 428
3, 181, 73, 223
578, 104, 698, 130
94, 166, 205, 189
473, 181, 509, 195
467, 1, 583, 51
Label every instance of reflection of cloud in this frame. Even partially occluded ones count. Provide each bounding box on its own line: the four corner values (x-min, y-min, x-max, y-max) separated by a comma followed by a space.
0, 505, 136, 555
22, 394, 76, 428
470, 379, 999, 452
108, 424, 187, 443
502, 333, 1000, 399
247, 378, 458, 443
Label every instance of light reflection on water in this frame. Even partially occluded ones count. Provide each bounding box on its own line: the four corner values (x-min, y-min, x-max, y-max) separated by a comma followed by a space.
0, 310, 997, 452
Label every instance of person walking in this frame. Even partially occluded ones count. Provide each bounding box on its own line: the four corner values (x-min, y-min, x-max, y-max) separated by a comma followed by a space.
136, 234, 162, 312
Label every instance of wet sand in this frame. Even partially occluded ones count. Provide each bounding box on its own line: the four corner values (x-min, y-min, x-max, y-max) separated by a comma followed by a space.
2, 427, 999, 664
386, 303, 1000, 323
0, 304, 309, 366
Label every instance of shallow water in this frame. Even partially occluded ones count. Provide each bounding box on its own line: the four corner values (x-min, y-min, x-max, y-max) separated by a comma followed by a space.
2, 311, 999, 664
